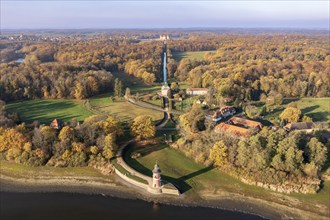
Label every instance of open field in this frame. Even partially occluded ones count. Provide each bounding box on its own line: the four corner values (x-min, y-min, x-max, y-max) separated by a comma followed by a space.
89, 93, 163, 123
6, 99, 94, 124
265, 98, 330, 123
172, 51, 216, 62
124, 143, 330, 213
293, 98, 330, 122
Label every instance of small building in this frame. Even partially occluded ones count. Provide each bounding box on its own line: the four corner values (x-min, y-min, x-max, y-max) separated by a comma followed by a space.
215, 123, 251, 137
152, 163, 162, 189
50, 119, 63, 130
215, 116, 263, 137
186, 88, 208, 96
160, 35, 170, 40
228, 117, 263, 131
161, 83, 170, 97
284, 122, 316, 132
219, 106, 236, 118
206, 106, 236, 122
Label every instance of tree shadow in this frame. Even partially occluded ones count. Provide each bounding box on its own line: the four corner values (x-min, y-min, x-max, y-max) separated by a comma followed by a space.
301, 105, 320, 114
178, 166, 214, 182
282, 98, 299, 105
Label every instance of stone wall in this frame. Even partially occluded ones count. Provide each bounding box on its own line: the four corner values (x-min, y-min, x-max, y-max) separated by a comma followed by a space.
114, 168, 148, 190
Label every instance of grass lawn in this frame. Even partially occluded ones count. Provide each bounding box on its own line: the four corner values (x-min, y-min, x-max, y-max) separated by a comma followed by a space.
124, 143, 330, 210
6, 99, 94, 124
265, 98, 330, 123
172, 51, 216, 62
293, 98, 330, 122
89, 94, 163, 123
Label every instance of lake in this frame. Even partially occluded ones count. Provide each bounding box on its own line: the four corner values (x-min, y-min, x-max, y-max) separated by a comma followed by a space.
0, 192, 266, 220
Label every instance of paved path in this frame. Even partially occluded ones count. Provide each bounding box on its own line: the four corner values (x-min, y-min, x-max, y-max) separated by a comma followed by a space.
116, 140, 152, 185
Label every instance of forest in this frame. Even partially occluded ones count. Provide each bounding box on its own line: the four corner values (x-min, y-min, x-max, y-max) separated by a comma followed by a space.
0, 32, 329, 193
0, 37, 163, 101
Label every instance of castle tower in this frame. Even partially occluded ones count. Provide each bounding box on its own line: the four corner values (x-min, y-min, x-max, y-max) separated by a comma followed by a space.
152, 163, 162, 188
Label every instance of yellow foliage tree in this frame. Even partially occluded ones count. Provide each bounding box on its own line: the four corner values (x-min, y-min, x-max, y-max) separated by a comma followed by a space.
0, 128, 30, 153
279, 107, 301, 123
72, 142, 85, 153
98, 116, 123, 136
131, 115, 156, 140
59, 126, 74, 142
210, 140, 229, 168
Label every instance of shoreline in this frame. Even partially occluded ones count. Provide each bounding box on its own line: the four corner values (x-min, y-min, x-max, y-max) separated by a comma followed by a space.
1, 173, 327, 220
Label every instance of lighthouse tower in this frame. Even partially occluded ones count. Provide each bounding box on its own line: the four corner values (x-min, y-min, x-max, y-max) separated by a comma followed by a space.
152, 163, 162, 188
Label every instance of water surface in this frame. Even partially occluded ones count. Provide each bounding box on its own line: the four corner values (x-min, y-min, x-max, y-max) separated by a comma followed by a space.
0, 192, 265, 220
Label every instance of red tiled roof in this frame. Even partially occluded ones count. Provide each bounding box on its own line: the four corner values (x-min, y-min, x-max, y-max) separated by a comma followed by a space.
215, 123, 250, 137
229, 117, 263, 129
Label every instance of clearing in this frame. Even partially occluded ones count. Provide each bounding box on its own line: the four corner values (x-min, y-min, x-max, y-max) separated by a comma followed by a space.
172, 51, 216, 62
89, 93, 163, 123
6, 99, 93, 124
265, 98, 330, 123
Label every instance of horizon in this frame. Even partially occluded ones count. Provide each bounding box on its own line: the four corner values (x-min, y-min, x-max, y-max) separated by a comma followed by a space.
1, 0, 329, 29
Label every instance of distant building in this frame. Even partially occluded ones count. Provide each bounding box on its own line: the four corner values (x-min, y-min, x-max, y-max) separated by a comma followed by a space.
160, 35, 170, 40
152, 163, 162, 189
284, 122, 316, 132
215, 116, 263, 137
186, 88, 208, 96
206, 106, 236, 122
161, 83, 170, 97
50, 119, 63, 130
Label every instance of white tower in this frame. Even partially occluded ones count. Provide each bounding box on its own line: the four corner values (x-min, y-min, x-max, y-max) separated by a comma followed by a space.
152, 163, 162, 188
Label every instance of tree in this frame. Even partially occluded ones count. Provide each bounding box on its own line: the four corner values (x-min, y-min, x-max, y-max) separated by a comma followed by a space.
98, 116, 123, 137
102, 134, 117, 159
210, 140, 229, 167
125, 87, 131, 98
74, 82, 86, 99
306, 138, 327, 169
114, 78, 123, 97
131, 115, 156, 140
170, 82, 179, 92
244, 105, 260, 119
279, 107, 301, 124
271, 136, 303, 173
0, 128, 30, 153
58, 126, 74, 143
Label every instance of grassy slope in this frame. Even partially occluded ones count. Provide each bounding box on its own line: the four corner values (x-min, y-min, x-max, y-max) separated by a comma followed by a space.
89, 93, 163, 123
124, 143, 330, 212
172, 51, 216, 62
294, 98, 330, 122
6, 99, 94, 124
265, 98, 330, 123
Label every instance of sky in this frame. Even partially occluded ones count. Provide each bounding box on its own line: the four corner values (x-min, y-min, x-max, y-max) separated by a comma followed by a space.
1, 0, 329, 29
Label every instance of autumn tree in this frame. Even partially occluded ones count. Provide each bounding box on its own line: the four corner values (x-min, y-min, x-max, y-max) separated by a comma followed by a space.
131, 115, 156, 140
102, 134, 117, 159
210, 140, 229, 167
58, 126, 74, 143
114, 78, 123, 97
98, 116, 123, 137
279, 107, 302, 124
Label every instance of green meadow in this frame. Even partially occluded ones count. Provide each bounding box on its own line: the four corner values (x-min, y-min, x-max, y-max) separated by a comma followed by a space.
6, 99, 93, 124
